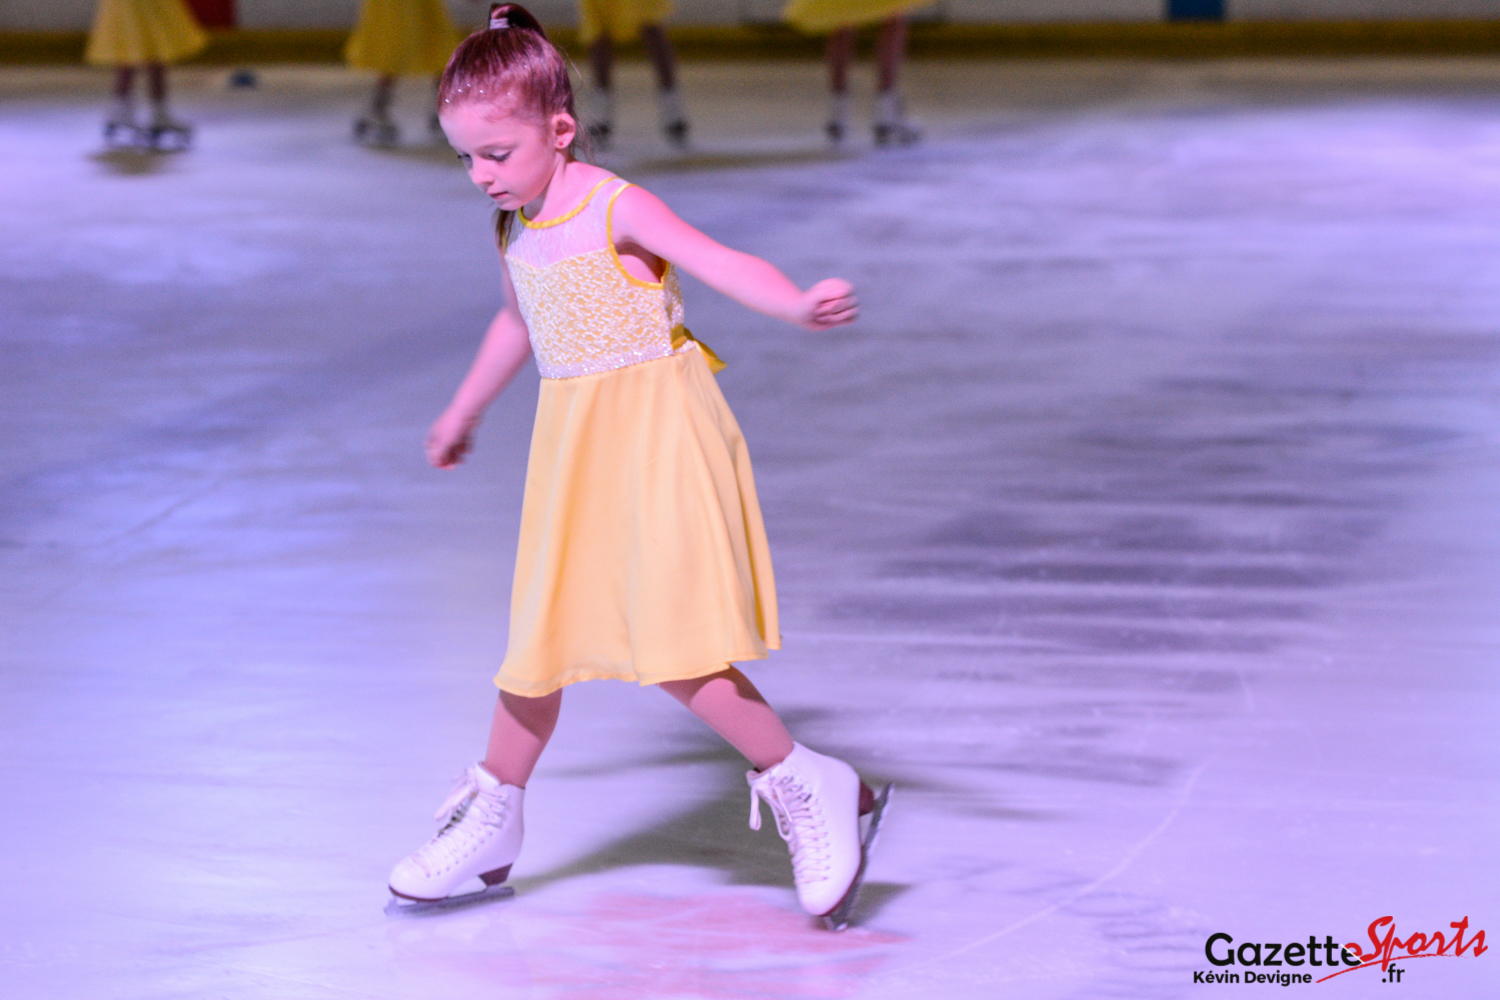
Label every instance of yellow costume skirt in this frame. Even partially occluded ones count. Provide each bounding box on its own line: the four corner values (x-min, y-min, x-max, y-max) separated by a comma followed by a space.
577, 0, 673, 45
85, 0, 207, 66
345, 0, 461, 76
495, 348, 780, 697
783, 0, 933, 33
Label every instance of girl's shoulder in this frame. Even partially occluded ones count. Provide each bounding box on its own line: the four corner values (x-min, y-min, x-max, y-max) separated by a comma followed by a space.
604, 181, 674, 234
567, 161, 623, 192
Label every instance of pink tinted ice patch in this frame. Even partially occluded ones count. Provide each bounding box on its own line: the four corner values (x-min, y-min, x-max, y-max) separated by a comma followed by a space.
525, 889, 906, 1000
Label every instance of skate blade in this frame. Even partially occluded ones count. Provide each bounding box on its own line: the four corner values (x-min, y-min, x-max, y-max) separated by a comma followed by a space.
822, 782, 894, 932
384, 883, 515, 917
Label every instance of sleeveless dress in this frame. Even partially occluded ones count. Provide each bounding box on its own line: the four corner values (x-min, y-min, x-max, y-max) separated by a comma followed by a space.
344, 0, 461, 76
783, 0, 934, 33
85, 0, 207, 66
495, 176, 780, 697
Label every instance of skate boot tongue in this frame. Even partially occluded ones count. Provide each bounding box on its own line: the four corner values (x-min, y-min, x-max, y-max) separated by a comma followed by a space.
433, 763, 501, 821
395, 765, 522, 888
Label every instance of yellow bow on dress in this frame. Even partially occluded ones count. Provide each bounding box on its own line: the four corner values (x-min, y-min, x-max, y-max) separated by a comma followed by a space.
670, 325, 727, 374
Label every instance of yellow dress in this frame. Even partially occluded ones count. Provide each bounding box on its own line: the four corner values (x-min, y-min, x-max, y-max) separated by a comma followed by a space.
577, 0, 673, 45
783, 0, 933, 33
345, 0, 462, 76
85, 0, 207, 66
496, 177, 780, 696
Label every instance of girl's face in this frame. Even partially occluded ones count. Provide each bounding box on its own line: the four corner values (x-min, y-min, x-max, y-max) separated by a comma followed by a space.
440, 101, 576, 212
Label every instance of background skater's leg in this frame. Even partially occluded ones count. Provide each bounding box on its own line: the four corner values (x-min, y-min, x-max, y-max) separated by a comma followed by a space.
428, 74, 444, 139
144, 63, 192, 149
485, 689, 562, 787
640, 22, 688, 146
824, 27, 856, 143
355, 74, 399, 146
105, 66, 139, 145
585, 32, 616, 147
658, 668, 792, 770
874, 16, 919, 145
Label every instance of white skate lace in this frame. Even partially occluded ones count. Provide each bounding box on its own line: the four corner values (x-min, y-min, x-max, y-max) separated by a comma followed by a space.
748, 774, 832, 883
411, 766, 509, 877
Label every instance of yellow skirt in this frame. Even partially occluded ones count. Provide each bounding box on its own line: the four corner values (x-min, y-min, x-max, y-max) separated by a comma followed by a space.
85, 0, 207, 66
495, 348, 780, 697
783, 0, 933, 33
345, 0, 462, 76
577, 0, 674, 45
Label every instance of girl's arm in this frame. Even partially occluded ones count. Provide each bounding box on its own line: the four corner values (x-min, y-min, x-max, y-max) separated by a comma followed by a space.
426, 260, 532, 469
609, 186, 858, 331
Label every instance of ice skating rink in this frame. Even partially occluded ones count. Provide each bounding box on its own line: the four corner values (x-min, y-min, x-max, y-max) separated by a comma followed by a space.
3, 55, 1499, 999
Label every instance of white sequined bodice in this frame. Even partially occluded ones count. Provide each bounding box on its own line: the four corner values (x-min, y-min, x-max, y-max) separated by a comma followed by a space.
506, 177, 689, 380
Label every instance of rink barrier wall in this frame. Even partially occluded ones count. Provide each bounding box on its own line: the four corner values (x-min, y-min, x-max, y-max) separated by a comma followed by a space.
3, 21, 1500, 65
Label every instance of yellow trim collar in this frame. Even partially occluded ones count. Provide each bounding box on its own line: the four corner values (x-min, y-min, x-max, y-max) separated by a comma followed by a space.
519, 176, 615, 229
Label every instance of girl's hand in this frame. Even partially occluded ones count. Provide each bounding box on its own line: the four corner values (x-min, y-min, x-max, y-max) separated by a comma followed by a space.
426, 409, 479, 469
797, 278, 859, 331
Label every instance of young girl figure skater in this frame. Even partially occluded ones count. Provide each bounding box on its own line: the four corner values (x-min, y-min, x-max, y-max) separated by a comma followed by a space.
86, 0, 206, 150
388, 3, 888, 929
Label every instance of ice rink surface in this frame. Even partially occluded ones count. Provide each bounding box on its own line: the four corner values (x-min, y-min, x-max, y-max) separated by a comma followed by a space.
3, 56, 1499, 999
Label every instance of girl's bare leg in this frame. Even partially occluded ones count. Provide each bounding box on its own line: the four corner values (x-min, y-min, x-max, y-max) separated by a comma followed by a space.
106, 66, 140, 141
483, 689, 562, 786
826, 27, 856, 96
873, 17, 918, 144
584, 33, 617, 144
639, 22, 688, 143
823, 27, 857, 141
875, 16, 907, 94
354, 74, 399, 144
639, 23, 677, 92
373, 73, 395, 113
428, 74, 443, 135
659, 668, 794, 771
589, 33, 613, 91
146, 63, 167, 103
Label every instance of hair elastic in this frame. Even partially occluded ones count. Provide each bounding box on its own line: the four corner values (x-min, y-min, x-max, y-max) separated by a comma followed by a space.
489, 4, 509, 29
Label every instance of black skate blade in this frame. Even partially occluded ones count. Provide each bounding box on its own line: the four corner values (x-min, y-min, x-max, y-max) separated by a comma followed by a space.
384, 883, 515, 917
822, 783, 894, 932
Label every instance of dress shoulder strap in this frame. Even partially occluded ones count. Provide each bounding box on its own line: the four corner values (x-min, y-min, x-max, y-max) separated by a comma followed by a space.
604, 179, 633, 246
602, 180, 669, 290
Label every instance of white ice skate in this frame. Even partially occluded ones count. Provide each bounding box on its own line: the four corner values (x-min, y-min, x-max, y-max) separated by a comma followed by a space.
747, 743, 893, 930
146, 103, 193, 152
354, 108, 400, 148
387, 763, 523, 914
583, 85, 614, 152
873, 91, 920, 148
103, 97, 142, 149
657, 88, 689, 148
825, 92, 850, 145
